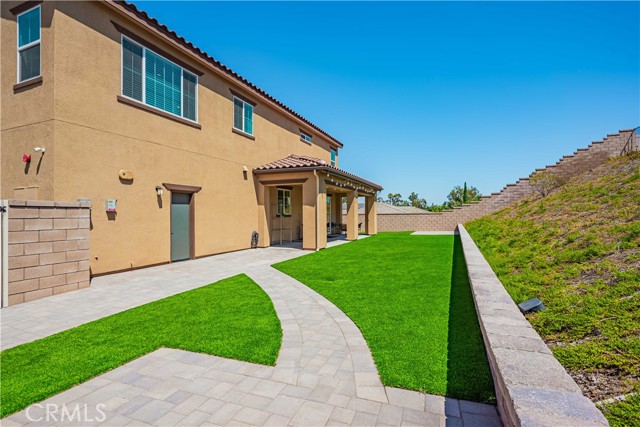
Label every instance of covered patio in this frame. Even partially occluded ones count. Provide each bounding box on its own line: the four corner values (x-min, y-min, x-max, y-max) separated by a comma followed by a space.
254, 155, 383, 250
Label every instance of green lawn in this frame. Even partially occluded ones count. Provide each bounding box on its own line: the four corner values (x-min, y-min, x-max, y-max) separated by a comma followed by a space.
0, 274, 281, 418
274, 232, 495, 403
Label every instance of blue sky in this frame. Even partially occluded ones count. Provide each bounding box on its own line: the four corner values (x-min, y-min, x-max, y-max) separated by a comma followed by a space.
137, 1, 639, 204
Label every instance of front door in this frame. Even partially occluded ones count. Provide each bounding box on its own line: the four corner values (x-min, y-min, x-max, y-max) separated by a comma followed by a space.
171, 193, 191, 262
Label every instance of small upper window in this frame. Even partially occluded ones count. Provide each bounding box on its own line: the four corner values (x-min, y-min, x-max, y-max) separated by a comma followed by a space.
121, 36, 198, 121
17, 5, 41, 82
330, 149, 337, 167
233, 97, 253, 135
300, 131, 312, 143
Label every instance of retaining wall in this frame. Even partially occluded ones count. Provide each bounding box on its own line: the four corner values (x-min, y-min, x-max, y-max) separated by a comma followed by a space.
458, 224, 608, 427
6, 200, 91, 305
379, 129, 635, 232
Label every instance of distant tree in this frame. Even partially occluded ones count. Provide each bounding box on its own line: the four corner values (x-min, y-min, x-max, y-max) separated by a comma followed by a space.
386, 193, 409, 206
408, 192, 428, 210
376, 196, 385, 203
426, 203, 448, 212
446, 184, 481, 207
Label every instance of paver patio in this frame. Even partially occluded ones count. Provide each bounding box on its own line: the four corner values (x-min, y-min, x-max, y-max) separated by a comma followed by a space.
1, 241, 500, 426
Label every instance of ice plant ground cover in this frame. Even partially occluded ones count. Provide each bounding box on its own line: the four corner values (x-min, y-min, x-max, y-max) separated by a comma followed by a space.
467, 153, 640, 427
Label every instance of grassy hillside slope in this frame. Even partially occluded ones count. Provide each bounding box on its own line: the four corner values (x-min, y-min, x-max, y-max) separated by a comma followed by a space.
466, 153, 640, 427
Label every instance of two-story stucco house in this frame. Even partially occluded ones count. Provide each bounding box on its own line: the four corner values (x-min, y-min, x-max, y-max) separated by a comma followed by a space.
1, 0, 381, 277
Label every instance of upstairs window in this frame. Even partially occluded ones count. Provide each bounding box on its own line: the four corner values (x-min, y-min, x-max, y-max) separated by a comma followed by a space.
121, 36, 198, 121
233, 97, 253, 135
17, 5, 41, 82
300, 131, 312, 143
330, 149, 337, 167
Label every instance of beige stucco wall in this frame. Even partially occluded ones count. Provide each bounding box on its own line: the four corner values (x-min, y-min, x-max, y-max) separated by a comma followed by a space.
1, 1, 56, 200
1, 1, 342, 275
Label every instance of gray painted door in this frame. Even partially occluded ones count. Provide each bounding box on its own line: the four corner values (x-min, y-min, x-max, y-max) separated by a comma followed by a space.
171, 193, 191, 262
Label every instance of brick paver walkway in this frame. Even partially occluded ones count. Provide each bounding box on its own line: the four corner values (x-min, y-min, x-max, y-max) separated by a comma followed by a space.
2, 242, 500, 427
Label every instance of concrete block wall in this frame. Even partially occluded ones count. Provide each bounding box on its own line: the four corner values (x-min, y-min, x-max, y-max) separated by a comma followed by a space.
458, 224, 609, 427
7, 200, 91, 305
379, 129, 634, 232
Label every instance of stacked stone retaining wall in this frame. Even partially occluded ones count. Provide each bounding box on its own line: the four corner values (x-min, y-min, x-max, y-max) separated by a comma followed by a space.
379, 129, 634, 231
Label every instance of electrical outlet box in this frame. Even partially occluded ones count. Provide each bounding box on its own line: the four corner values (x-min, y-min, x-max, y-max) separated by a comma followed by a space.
105, 198, 117, 212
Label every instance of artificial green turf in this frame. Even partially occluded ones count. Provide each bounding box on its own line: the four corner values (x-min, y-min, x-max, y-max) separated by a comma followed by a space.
274, 232, 495, 403
0, 274, 281, 418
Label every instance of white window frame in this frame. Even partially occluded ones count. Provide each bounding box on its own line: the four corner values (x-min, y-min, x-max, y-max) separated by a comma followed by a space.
120, 35, 198, 123
16, 4, 41, 83
330, 149, 337, 167
233, 96, 253, 135
300, 131, 312, 143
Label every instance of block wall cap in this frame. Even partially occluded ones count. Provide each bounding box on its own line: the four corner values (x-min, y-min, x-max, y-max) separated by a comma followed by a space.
9, 200, 90, 208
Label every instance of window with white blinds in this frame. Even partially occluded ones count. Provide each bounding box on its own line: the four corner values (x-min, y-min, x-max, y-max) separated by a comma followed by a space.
121, 36, 198, 122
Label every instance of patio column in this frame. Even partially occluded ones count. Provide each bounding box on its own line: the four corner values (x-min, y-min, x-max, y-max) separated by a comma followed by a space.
316, 178, 327, 249
302, 175, 318, 250
365, 196, 377, 235
346, 190, 359, 241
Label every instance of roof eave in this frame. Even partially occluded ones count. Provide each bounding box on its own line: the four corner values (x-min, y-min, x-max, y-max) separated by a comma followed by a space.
104, 0, 344, 149
253, 166, 383, 192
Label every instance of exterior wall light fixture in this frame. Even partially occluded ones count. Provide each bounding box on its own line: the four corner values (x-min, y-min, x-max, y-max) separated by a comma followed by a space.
156, 186, 163, 196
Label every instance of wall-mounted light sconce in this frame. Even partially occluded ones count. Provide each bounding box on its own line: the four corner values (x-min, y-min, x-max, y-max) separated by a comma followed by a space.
22, 154, 31, 163
155, 186, 163, 196
34, 147, 45, 153
243, 165, 249, 180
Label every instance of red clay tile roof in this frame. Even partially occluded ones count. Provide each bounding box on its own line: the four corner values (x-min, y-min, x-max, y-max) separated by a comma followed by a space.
255, 155, 383, 191
256, 154, 329, 170
110, 0, 343, 148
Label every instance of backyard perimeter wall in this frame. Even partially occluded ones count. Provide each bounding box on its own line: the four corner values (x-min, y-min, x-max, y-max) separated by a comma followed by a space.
379, 129, 635, 232
458, 224, 608, 427
6, 200, 91, 305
